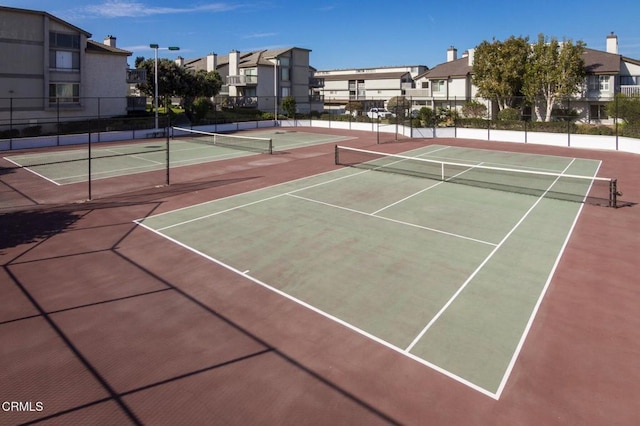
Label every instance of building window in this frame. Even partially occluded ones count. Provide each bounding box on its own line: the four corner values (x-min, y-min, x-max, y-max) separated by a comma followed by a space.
433, 80, 445, 93
279, 57, 290, 82
50, 50, 80, 70
50, 32, 80, 49
590, 104, 608, 120
50, 31, 80, 71
49, 83, 80, 104
421, 82, 429, 89
588, 75, 609, 91
281, 87, 290, 97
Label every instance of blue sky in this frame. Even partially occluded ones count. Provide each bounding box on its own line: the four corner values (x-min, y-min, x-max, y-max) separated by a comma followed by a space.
4, 0, 640, 70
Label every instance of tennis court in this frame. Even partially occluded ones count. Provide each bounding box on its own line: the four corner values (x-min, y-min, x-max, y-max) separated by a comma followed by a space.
136, 144, 607, 398
2, 128, 352, 185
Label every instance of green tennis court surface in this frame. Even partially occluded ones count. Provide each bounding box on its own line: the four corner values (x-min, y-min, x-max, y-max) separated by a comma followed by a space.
2, 130, 351, 185
136, 145, 603, 398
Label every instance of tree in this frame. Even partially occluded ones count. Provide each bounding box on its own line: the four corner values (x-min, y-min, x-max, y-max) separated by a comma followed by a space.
345, 101, 363, 116
522, 34, 586, 122
386, 96, 411, 118
136, 57, 222, 121
281, 96, 297, 117
182, 69, 223, 120
461, 100, 488, 118
472, 36, 530, 111
606, 93, 640, 124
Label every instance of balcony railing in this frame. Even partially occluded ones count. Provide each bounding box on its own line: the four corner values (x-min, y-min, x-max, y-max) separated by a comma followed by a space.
227, 75, 258, 86
309, 77, 324, 88
621, 85, 640, 96
127, 69, 147, 84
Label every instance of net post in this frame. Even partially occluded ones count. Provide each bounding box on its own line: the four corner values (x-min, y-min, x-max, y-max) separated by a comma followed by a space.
334, 145, 339, 165
610, 179, 617, 208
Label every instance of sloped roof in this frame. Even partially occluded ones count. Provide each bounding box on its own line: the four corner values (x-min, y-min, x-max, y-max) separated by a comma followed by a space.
86, 40, 131, 56
419, 46, 637, 80
582, 48, 621, 74
321, 71, 411, 81
185, 47, 310, 71
419, 56, 471, 79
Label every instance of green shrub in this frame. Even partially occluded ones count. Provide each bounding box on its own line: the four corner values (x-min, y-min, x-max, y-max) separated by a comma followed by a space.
497, 107, 520, 121
21, 126, 42, 137
0, 128, 20, 139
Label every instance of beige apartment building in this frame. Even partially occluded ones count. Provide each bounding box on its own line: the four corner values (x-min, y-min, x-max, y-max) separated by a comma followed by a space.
313, 65, 427, 114
0, 6, 136, 135
183, 47, 324, 115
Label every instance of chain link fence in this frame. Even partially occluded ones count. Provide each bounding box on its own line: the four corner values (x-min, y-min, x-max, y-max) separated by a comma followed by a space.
1, 95, 639, 151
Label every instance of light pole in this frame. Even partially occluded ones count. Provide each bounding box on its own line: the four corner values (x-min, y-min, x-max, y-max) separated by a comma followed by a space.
149, 44, 180, 129
268, 57, 279, 123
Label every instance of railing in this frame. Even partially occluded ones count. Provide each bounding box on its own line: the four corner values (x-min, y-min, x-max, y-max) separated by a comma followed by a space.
126, 68, 147, 84
309, 77, 324, 87
226, 75, 258, 86
621, 85, 640, 96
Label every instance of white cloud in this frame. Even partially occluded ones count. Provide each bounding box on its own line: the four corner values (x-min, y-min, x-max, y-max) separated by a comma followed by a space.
242, 32, 277, 39
73, 1, 239, 19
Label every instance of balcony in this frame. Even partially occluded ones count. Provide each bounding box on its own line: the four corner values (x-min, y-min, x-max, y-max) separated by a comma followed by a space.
222, 96, 258, 108
621, 85, 640, 96
127, 69, 147, 84
309, 77, 324, 88
403, 88, 430, 98
227, 75, 258, 86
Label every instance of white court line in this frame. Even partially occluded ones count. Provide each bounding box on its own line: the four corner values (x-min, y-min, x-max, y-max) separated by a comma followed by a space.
135, 145, 585, 399
287, 193, 497, 247
102, 148, 165, 165
492, 159, 603, 399
152, 168, 374, 231
134, 220, 498, 399
405, 158, 577, 353
137, 144, 453, 222
3, 157, 62, 186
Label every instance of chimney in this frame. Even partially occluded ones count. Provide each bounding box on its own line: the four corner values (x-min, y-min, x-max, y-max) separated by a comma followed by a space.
467, 48, 475, 66
229, 49, 240, 75
174, 56, 184, 67
229, 50, 240, 96
447, 46, 457, 62
606, 32, 618, 54
206, 52, 217, 72
104, 35, 116, 47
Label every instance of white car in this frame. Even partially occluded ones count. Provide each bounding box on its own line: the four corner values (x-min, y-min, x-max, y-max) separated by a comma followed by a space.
366, 108, 393, 119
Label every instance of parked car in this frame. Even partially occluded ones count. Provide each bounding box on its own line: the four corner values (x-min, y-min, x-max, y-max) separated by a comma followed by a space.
367, 107, 393, 119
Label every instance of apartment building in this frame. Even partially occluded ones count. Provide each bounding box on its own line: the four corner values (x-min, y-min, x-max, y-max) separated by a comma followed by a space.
183, 47, 323, 115
313, 65, 427, 114
0, 6, 135, 134
410, 33, 640, 124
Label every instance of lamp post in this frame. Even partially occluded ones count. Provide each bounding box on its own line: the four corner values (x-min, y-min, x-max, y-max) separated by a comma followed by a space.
267, 57, 279, 124
149, 44, 180, 129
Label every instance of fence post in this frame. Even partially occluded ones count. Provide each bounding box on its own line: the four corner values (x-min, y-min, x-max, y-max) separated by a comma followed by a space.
9, 97, 13, 150
567, 97, 571, 147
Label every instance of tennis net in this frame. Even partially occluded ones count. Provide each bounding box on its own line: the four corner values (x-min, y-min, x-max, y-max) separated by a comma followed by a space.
172, 127, 273, 154
334, 145, 619, 207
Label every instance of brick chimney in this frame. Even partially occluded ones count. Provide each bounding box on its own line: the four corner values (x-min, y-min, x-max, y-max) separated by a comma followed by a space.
606, 32, 618, 54
104, 35, 116, 47
447, 46, 457, 62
